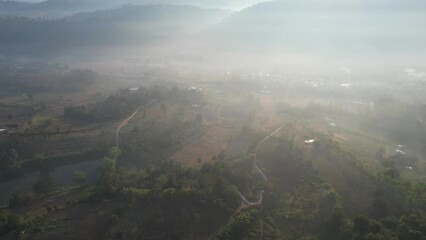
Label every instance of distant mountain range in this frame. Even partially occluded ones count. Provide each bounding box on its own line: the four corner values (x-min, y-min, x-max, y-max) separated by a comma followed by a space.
0, 3, 232, 55
0, 0, 261, 18
67, 4, 231, 24
207, 0, 426, 55
1, 0, 425, 58
0, 1, 33, 12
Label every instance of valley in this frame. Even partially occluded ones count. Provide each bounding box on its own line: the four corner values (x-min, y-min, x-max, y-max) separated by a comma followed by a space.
1, 0, 426, 239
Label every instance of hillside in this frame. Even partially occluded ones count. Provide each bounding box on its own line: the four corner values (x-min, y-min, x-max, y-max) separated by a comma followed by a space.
0, 4, 231, 56
206, 0, 426, 56
0, 0, 260, 18
5, 0, 426, 59
0, 1, 33, 12
0, 1, 426, 239
0, 69, 425, 239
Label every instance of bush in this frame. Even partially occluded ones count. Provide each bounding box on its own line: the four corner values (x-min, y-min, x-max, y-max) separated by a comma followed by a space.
9, 189, 34, 207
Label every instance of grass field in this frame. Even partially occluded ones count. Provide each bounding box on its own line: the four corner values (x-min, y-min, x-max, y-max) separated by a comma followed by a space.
172, 125, 234, 167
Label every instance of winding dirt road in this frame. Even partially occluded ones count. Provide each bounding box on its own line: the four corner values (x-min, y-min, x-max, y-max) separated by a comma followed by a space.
239, 124, 284, 206
237, 124, 284, 240
116, 99, 157, 147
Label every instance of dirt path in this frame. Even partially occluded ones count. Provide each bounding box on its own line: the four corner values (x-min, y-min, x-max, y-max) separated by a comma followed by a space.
239, 124, 284, 205
115, 99, 157, 147
171, 102, 234, 166
236, 124, 284, 240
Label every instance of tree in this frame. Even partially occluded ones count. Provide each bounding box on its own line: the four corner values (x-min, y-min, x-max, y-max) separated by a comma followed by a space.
9, 189, 34, 207
324, 207, 345, 240
97, 157, 118, 195
33, 153, 56, 195
33, 172, 57, 195
99, 157, 116, 180
381, 158, 395, 169
97, 147, 121, 195
376, 147, 385, 161
354, 215, 370, 235
384, 168, 400, 179
371, 187, 389, 218
1, 214, 24, 236
73, 171, 87, 185
108, 147, 121, 160
379, 216, 399, 230
8, 149, 21, 170
34, 153, 50, 172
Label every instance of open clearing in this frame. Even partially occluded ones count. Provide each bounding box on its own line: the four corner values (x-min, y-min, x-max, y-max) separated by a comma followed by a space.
172, 125, 234, 167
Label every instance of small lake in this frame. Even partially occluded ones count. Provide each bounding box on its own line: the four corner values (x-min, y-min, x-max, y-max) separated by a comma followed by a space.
0, 159, 102, 206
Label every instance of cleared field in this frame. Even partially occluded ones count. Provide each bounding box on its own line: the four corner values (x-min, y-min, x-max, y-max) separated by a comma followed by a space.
305, 116, 420, 174
200, 104, 219, 125
172, 125, 234, 167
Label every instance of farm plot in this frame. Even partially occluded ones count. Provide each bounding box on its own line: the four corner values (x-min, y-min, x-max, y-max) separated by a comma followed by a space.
200, 104, 218, 125
172, 125, 234, 167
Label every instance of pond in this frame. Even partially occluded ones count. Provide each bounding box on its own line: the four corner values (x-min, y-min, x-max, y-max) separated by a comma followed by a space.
0, 159, 102, 206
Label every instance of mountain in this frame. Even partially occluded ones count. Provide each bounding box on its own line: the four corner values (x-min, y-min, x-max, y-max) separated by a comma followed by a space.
68, 4, 230, 24
0, 1, 34, 14
3, 0, 426, 60
29, 0, 262, 11
207, 0, 426, 56
0, 0, 262, 18
0, 0, 135, 18
0, 4, 232, 56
